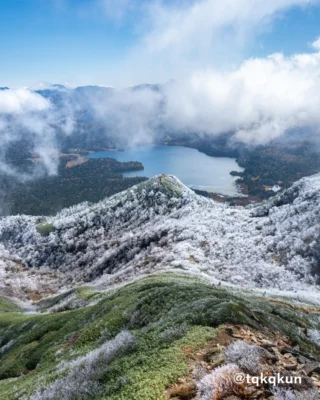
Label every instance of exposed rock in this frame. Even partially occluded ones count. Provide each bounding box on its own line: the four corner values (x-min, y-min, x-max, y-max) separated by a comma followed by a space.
304, 361, 320, 376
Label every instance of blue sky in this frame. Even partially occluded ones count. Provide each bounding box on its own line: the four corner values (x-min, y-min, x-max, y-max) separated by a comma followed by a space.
1, 0, 320, 88
254, 5, 320, 56
0, 0, 138, 87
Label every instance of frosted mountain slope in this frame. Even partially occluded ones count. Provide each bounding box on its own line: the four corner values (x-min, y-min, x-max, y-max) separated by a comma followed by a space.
0, 174, 319, 296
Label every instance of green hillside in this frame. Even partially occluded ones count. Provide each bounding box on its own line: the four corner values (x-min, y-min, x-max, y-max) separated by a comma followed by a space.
0, 274, 319, 400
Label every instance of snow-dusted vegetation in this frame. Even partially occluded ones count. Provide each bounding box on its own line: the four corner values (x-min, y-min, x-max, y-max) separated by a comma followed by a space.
225, 340, 261, 374
272, 387, 319, 400
196, 364, 243, 400
307, 329, 320, 346
0, 174, 319, 299
0, 274, 319, 400
31, 331, 135, 400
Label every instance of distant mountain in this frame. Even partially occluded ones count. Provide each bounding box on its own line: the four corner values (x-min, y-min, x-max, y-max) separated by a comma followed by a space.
74, 85, 114, 94
28, 82, 69, 91
27, 82, 166, 148
130, 83, 162, 92
0, 82, 166, 151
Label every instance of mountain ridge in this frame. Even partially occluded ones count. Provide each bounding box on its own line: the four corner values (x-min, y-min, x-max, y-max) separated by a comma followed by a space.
0, 173, 319, 303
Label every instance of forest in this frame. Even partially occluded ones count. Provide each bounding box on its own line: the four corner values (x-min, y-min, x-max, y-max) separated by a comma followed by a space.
1, 158, 147, 216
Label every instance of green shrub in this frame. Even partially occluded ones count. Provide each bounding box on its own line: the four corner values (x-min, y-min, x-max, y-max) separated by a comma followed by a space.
36, 223, 54, 237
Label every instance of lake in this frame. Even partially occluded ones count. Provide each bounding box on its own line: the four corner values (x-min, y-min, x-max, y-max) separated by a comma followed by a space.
88, 145, 243, 195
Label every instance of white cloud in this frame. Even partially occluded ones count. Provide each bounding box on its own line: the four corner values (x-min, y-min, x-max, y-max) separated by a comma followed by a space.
0, 89, 74, 180
114, 0, 319, 85
88, 86, 162, 146
162, 48, 320, 144
100, 0, 134, 23
1, 0, 320, 181
90, 40, 320, 147
0, 89, 50, 114
97, 0, 320, 145
311, 36, 320, 50
144, 0, 317, 52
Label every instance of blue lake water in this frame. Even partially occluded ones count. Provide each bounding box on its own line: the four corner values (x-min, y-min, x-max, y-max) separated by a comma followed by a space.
88, 146, 243, 195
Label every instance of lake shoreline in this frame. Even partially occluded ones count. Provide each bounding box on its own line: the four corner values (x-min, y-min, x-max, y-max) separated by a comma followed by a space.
87, 145, 245, 197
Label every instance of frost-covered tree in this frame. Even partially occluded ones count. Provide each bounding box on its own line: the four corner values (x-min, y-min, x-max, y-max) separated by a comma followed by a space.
0, 173, 320, 301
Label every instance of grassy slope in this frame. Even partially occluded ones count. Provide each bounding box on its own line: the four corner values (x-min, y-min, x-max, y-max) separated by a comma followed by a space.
0, 274, 319, 400
0, 297, 22, 313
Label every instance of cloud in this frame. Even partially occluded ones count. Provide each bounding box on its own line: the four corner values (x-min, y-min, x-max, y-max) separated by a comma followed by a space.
311, 36, 320, 50
100, 0, 132, 22
0, 88, 74, 180
144, 0, 317, 51
1, 0, 320, 185
88, 42, 320, 147
113, 0, 319, 85
84, 86, 163, 146
93, 0, 320, 146
0, 89, 50, 114
162, 48, 320, 144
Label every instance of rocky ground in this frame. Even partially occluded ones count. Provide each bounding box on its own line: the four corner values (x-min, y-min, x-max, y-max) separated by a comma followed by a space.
167, 324, 320, 399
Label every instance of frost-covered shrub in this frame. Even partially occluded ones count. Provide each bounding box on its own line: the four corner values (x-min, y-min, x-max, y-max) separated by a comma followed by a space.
0, 339, 14, 354
225, 340, 261, 374
159, 323, 188, 343
306, 329, 320, 346
272, 389, 297, 400
197, 364, 243, 400
272, 387, 319, 400
31, 331, 135, 400
49, 293, 78, 313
